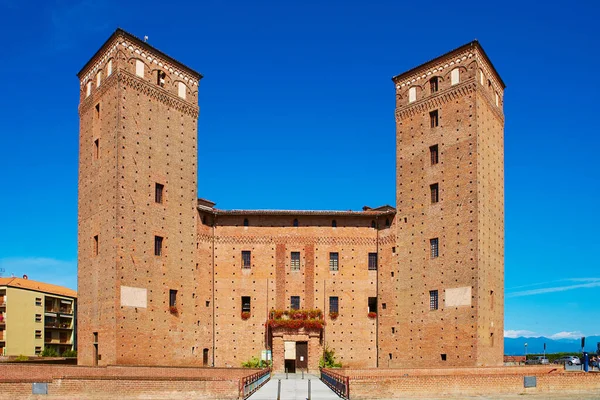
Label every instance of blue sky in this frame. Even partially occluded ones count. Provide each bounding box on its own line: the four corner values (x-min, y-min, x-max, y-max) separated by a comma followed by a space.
0, 0, 598, 340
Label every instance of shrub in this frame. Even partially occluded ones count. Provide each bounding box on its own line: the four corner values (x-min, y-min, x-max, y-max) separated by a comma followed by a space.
62, 349, 78, 358
241, 356, 271, 368
41, 347, 59, 357
319, 344, 342, 368
15, 355, 29, 362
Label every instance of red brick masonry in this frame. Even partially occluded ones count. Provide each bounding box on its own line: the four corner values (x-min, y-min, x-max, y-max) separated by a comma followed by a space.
323, 366, 600, 399
0, 364, 267, 399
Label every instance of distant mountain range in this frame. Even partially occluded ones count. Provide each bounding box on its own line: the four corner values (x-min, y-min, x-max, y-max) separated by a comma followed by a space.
504, 336, 600, 355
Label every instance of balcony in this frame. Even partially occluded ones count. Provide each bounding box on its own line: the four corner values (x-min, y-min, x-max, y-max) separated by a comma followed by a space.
44, 337, 71, 344
44, 321, 72, 329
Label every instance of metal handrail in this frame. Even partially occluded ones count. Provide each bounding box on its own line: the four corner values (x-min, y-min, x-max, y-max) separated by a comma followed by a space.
240, 368, 270, 399
321, 368, 350, 399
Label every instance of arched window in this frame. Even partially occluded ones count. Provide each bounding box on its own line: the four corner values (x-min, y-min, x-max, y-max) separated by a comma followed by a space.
243, 218, 249, 227
332, 220, 337, 228
371, 220, 376, 229
429, 77, 438, 94
451, 68, 460, 85
293, 218, 299, 227
408, 87, 417, 103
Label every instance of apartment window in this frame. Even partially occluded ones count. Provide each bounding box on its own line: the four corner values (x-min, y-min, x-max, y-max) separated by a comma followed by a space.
430, 238, 439, 258
94, 138, 100, 159
430, 145, 439, 165
291, 252, 300, 271
35, 314, 42, 323
35, 298, 42, 306
241, 296, 251, 313
241, 250, 251, 268
430, 183, 439, 204
154, 236, 163, 256
290, 296, 300, 310
368, 253, 378, 271
35, 346, 42, 355
93, 235, 99, 256
430, 290, 439, 310
429, 110, 439, 128
293, 218, 299, 227
157, 70, 166, 87
430, 77, 438, 93
451, 68, 460, 85
368, 297, 377, 313
243, 218, 249, 227
332, 220, 337, 228
329, 296, 339, 314
35, 330, 42, 339
329, 252, 339, 271
155, 183, 164, 204
169, 289, 177, 307
408, 87, 417, 103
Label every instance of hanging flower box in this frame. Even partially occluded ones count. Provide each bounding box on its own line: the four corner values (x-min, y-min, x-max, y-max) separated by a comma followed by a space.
329, 312, 339, 320
169, 306, 178, 315
368, 312, 377, 319
241, 311, 251, 320
266, 309, 324, 331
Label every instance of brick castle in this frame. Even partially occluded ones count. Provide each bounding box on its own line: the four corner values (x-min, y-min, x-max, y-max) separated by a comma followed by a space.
77, 29, 505, 371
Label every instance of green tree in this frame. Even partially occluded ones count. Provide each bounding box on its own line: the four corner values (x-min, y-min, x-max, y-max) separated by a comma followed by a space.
319, 344, 342, 368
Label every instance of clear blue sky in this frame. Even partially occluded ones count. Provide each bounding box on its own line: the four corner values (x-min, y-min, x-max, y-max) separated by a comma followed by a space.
0, 0, 598, 341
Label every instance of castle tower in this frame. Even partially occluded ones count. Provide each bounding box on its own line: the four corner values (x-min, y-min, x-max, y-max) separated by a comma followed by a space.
77, 29, 205, 366
392, 41, 505, 367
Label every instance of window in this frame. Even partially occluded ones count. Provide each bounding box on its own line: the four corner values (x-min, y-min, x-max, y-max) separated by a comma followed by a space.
93, 235, 99, 256
430, 145, 439, 165
155, 183, 164, 204
169, 289, 177, 307
391, 327, 395, 334
451, 68, 460, 85
154, 236, 163, 256
86, 81, 92, 97
368, 297, 377, 313
332, 220, 337, 228
382, 303, 386, 310
243, 218, 249, 227
329, 252, 339, 271
430, 77, 438, 93
385, 218, 390, 227
157, 70, 166, 87
479, 69, 484, 85
329, 296, 339, 313
293, 218, 299, 227
290, 296, 300, 310
96, 71, 101, 87
441, 353, 447, 361
430, 238, 439, 258
241, 296, 251, 312
35, 330, 42, 339
94, 139, 100, 160
371, 220, 376, 229
291, 252, 300, 271
430, 183, 439, 204
429, 110, 439, 128
135, 60, 144, 77
35, 298, 42, 306
408, 87, 417, 103
178, 81, 187, 99
368, 253, 378, 271
495, 92, 499, 107
93, 332, 98, 343
241, 250, 251, 268
107, 59, 113, 77
35, 314, 42, 323
35, 346, 42, 355
95, 103, 100, 119
429, 290, 439, 310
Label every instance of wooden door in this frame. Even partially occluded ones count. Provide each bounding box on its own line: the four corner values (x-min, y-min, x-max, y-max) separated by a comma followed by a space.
296, 341, 308, 369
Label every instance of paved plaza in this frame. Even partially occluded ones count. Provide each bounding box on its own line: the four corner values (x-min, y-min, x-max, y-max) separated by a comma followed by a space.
248, 373, 341, 400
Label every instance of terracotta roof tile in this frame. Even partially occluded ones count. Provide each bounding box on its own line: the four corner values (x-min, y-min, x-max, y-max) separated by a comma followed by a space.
0, 277, 77, 298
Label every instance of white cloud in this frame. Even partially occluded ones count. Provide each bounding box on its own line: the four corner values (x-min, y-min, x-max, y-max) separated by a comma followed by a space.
506, 279, 600, 298
549, 331, 584, 340
504, 330, 540, 338
0, 257, 77, 290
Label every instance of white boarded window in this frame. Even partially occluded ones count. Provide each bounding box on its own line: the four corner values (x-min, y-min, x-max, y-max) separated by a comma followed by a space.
451, 68, 460, 85
480, 69, 484, 85
495, 92, 499, 106
86, 81, 92, 97
408, 87, 416, 103
178, 81, 186, 99
107, 59, 113, 77
135, 60, 144, 77
96, 71, 101, 87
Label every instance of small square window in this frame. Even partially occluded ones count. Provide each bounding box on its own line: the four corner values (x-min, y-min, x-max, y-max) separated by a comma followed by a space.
290, 252, 300, 271
368, 253, 378, 270
430, 238, 439, 258
329, 296, 339, 314
430, 145, 439, 165
35, 298, 42, 306
429, 110, 439, 128
169, 289, 177, 307
430, 290, 439, 310
329, 252, 339, 271
290, 296, 300, 310
241, 296, 251, 313
35, 346, 42, 355
441, 353, 447, 361
35, 314, 42, 323
35, 330, 42, 339
154, 236, 163, 256
430, 183, 439, 204
241, 250, 251, 269
155, 183, 164, 204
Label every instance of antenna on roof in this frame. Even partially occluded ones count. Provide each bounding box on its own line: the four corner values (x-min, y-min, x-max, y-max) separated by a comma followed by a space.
144, 35, 149, 43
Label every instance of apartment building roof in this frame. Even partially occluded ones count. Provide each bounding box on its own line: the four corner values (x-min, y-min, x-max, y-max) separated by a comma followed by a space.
0, 277, 77, 299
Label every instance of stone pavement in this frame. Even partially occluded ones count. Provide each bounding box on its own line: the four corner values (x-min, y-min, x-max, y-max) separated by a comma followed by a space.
248, 373, 341, 400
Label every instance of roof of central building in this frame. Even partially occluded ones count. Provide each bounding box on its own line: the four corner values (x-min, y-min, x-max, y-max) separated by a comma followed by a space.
0, 277, 77, 298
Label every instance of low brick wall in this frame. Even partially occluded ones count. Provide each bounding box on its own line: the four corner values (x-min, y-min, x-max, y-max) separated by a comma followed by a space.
323, 367, 600, 399
0, 364, 267, 399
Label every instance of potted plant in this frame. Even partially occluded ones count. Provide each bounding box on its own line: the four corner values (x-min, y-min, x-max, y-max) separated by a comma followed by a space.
169, 306, 178, 315
329, 312, 339, 320
367, 312, 377, 319
241, 311, 251, 320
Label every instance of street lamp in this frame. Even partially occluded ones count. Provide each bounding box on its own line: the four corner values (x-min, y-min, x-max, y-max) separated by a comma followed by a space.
524, 343, 528, 363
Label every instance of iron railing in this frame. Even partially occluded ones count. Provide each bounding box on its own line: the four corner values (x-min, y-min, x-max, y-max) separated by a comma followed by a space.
240, 368, 270, 399
321, 368, 350, 399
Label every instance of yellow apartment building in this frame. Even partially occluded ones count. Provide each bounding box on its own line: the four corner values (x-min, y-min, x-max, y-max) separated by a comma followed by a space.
0, 277, 77, 357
